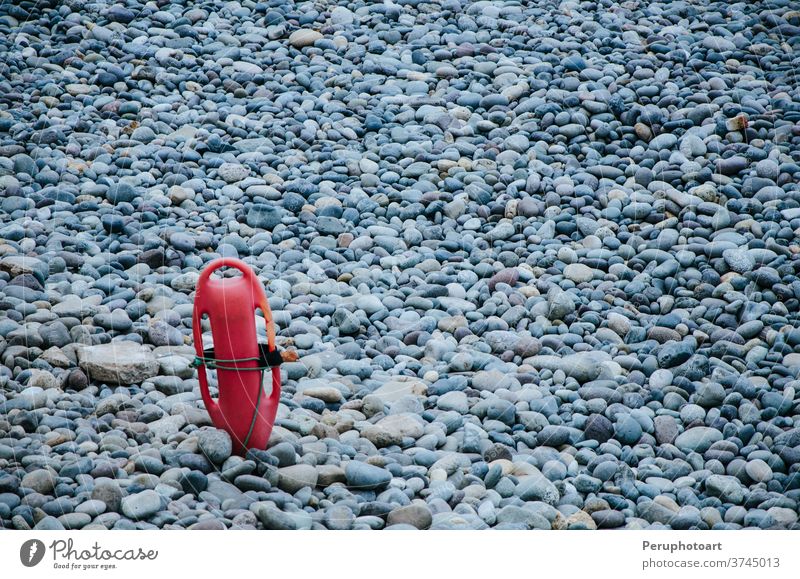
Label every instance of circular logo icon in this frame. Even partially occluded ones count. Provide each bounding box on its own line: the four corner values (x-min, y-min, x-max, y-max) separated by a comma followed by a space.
20, 539, 46, 567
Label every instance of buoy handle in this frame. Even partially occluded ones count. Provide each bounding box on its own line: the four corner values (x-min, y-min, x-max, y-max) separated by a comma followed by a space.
192, 302, 221, 424
197, 257, 257, 285
198, 258, 276, 350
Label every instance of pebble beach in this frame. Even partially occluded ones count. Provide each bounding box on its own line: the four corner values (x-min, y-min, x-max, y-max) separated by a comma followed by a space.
1, 0, 800, 530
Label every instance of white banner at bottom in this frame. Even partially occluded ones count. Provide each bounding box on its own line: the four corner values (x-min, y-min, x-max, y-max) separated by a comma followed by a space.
2, 531, 797, 578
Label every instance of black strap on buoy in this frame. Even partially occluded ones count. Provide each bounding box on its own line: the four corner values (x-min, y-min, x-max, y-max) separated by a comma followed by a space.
190, 343, 283, 371
191, 344, 282, 448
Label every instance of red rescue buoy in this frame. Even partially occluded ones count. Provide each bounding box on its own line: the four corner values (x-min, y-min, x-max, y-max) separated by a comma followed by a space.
191, 258, 282, 455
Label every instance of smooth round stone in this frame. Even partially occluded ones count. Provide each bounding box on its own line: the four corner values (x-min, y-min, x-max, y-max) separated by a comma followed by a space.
283, 192, 306, 213
58, 512, 92, 529
92, 481, 123, 513
680, 134, 706, 157
505, 134, 530, 153
592, 510, 625, 529
705, 475, 745, 504
197, 429, 233, 464
180, 471, 208, 495
722, 248, 755, 274
615, 415, 643, 446
325, 505, 355, 530
121, 490, 162, 520
694, 383, 725, 408
437, 391, 469, 413
268, 442, 296, 467
657, 340, 695, 368
738, 321, 764, 340
277, 464, 318, 494
649, 369, 673, 389
745, 459, 773, 483
542, 460, 568, 481
680, 404, 706, 423
584, 414, 614, 443
13, 154, 37, 176
537, 425, 571, 447
563, 263, 594, 284
148, 320, 183, 346
218, 163, 249, 183
386, 504, 432, 529
131, 126, 156, 143
34, 516, 66, 530
289, 29, 323, 48
563, 55, 586, 71
345, 461, 391, 490
546, 287, 575, 321
21, 469, 57, 495
247, 204, 282, 230
170, 232, 195, 252
333, 309, 360, 334
592, 461, 618, 482
189, 519, 227, 530
674, 427, 723, 453
716, 156, 748, 175
464, 217, 482, 230
330, 7, 354, 25
515, 475, 560, 505
755, 159, 779, 180
649, 133, 678, 151
101, 214, 126, 233
653, 416, 678, 445
94, 309, 133, 332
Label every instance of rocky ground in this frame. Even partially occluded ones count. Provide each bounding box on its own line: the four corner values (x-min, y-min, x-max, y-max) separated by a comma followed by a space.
1, 0, 800, 531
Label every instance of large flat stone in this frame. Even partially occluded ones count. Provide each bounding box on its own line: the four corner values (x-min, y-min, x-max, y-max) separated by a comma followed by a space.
370, 379, 428, 404
78, 342, 159, 385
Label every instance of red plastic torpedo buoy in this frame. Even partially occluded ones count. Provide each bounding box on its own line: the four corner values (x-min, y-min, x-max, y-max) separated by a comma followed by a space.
191, 258, 282, 455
